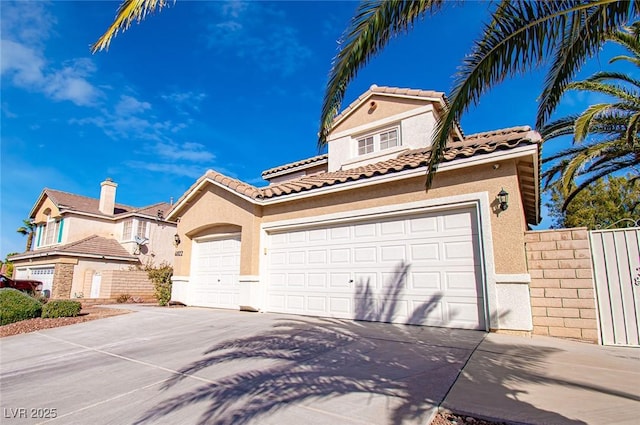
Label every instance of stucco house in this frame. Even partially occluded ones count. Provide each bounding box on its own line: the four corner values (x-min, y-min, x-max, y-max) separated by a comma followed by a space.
167, 85, 541, 332
10, 179, 176, 300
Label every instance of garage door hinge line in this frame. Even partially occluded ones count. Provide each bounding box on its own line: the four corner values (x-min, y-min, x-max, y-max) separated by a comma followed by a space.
35, 332, 217, 385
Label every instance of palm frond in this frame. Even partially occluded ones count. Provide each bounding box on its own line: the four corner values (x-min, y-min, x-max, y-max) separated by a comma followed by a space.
318, 0, 447, 146
536, 0, 636, 128
580, 71, 640, 90
574, 103, 613, 142
92, 0, 172, 53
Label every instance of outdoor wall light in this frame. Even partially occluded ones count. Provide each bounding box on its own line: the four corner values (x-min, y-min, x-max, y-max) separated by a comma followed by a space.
497, 188, 509, 211
174, 233, 181, 247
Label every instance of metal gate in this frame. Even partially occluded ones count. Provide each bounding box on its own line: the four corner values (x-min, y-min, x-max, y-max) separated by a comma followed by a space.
589, 227, 640, 346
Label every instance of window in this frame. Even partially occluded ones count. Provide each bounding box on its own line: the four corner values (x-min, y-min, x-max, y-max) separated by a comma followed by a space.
41, 217, 60, 246
380, 129, 399, 150
122, 218, 147, 241
122, 219, 133, 240
136, 220, 148, 238
357, 136, 374, 155
356, 127, 400, 156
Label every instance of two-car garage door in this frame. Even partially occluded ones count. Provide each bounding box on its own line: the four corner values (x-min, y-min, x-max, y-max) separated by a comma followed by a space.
266, 207, 485, 330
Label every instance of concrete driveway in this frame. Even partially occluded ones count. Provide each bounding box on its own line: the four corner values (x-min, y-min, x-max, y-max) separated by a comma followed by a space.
1, 305, 639, 425
0, 305, 484, 425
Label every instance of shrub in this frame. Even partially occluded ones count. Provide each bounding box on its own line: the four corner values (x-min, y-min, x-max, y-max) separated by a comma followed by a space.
41, 300, 82, 318
147, 262, 173, 306
0, 288, 43, 325
116, 293, 131, 303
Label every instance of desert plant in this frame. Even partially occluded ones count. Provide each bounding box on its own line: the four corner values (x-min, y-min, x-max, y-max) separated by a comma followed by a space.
116, 293, 132, 303
41, 300, 82, 318
0, 288, 43, 325
147, 262, 173, 306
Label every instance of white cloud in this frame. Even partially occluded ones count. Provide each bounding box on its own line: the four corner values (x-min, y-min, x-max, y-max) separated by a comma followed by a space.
123, 160, 208, 179
152, 141, 215, 162
116, 95, 152, 115
161, 90, 207, 114
205, 1, 311, 76
0, 2, 101, 106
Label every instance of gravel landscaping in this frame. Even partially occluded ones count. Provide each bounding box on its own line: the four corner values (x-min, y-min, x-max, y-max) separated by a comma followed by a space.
0, 306, 131, 337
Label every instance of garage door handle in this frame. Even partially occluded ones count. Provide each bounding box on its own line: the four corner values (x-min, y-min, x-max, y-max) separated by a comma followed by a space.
349, 279, 354, 283
218, 279, 221, 282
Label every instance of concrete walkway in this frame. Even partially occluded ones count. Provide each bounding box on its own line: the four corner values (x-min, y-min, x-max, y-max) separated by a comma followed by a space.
442, 332, 640, 425
0, 305, 638, 425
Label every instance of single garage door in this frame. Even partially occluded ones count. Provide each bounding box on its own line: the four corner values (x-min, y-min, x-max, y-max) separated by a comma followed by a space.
189, 235, 241, 309
16, 267, 54, 296
266, 207, 485, 329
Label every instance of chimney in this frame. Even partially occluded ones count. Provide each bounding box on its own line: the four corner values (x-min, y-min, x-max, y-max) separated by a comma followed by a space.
99, 178, 118, 215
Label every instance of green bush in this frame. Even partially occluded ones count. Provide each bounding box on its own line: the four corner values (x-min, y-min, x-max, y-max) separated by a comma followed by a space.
41, 300, 82, 318
0, 288, 43, 325
147, 262, 173, 306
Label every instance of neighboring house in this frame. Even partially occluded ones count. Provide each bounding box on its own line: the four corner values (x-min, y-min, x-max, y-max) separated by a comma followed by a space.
167, 85, 541, 332
10, 179, 176, 299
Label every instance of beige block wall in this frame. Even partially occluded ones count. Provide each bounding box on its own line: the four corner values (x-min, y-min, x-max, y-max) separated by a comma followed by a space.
106, 270, 156, 300
525, 228, 598, 343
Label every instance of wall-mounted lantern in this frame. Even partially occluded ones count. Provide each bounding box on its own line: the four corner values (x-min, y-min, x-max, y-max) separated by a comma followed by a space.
173, 233, 181, 247
497, 188, 509, 211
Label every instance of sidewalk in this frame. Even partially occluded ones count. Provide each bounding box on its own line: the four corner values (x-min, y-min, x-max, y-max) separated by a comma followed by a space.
442, 333, 640, 425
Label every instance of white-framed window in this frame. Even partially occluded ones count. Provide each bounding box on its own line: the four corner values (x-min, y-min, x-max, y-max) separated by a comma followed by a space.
357, 136, 374, 155
380, 129, 399, 150
122, 219, 133, 240
38, 214, 62, 247
356, 127, 400, 156
122, 218, 148, 241
136, 220, 148, 239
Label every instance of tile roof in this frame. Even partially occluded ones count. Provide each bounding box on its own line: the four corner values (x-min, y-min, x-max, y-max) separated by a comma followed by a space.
10, 235, 137, 261
175, 126, 540, 209
261, 154, 328, 178
45, 189, 133, 216
41, 189, 171, 219
333, 85, 447, 125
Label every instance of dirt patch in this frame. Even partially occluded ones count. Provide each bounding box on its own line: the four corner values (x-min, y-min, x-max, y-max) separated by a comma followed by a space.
0, 306, 131, 338
430, 411, 509, 425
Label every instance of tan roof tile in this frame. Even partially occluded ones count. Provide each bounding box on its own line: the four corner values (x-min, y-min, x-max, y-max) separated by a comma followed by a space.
332, 84, 447, 125
170, 126, 540, 223
42, 189, 172, 220
262, 154, 328, 178
10, 235, 137, 261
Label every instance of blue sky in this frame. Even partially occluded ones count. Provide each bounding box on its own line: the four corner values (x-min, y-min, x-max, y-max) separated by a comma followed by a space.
0, 0, 629, 259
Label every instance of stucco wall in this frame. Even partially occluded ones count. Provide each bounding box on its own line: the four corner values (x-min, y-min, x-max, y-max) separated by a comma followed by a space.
331, 95, 434, 134
173, 185, 262, 276
328, 101, 437, 172
33, 197, 61, 223
63, 214, 115, 243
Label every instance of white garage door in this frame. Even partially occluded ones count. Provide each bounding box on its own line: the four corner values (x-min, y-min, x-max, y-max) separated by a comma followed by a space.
189, 236, 241, 309
266, 208, 485, 329
16, 267, 54, 295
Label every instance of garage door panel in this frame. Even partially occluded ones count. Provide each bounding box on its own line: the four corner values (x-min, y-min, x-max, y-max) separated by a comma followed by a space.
307, 296, 326, 312
189, 236, 240, 310
329, 297, 351, 314
410, 272, 442, 290
354, 246, 377, 263
330, 249, 350, 263
266, 207, 485, 330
